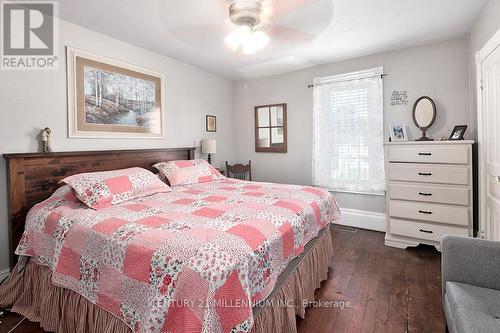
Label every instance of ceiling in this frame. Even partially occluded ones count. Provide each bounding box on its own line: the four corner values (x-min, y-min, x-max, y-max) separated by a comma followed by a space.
59, 0, 489, 80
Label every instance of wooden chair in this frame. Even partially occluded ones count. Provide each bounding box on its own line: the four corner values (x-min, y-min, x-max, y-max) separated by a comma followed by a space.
225, 160, 252, 181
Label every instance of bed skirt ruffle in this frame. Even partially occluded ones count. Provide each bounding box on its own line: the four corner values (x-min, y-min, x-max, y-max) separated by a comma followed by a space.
0, 226, 333, 333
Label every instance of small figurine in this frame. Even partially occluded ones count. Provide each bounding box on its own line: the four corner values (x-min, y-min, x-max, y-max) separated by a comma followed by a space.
41, 127, 52, 153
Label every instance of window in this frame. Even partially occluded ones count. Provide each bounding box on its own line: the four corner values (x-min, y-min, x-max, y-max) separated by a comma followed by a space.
312, 67, 385, 195
254, 103, 287, 153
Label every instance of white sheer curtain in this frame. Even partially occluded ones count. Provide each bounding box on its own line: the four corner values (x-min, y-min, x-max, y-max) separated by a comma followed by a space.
312, 67, 385, 195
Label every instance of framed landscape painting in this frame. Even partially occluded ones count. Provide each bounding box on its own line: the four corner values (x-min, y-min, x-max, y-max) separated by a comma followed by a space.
67, 47, 165, 138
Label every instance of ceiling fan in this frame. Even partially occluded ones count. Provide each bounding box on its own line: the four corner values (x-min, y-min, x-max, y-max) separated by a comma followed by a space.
159, 0, 332, 56
225, 0, 271, 54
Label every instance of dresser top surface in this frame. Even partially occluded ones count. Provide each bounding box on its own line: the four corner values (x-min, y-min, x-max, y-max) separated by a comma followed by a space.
385, 140, 475, 146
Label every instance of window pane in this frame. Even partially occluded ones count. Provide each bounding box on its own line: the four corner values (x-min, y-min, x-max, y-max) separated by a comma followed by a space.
270, 106, 284, 126
271, 127, 284, 144
258, 128, 270, 147
258, 107, 269, 127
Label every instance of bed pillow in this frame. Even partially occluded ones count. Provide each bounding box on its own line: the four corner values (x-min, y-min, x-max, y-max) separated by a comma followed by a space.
153, 159, 225, 186
61, 167, 171, 209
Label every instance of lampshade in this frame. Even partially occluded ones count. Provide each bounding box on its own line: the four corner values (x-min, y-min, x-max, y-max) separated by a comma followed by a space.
201, 139, 216, 154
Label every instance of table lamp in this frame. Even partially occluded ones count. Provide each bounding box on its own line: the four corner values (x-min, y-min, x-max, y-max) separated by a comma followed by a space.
201, 139, 216, 164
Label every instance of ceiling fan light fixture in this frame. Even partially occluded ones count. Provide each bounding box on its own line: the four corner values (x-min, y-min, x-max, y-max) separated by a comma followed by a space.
225, 24, 269, 54
242, 42, 257, 55
225, 25, 250, 51
253, 30, 269, 48
225, 0, 270, 55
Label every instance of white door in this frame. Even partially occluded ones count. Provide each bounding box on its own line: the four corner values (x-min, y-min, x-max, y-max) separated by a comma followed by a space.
480, 44, 500, 240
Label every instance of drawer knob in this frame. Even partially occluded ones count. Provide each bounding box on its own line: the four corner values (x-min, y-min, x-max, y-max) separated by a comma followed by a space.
418, 192, 433, 196
418, 210, 433, 215
419, 229, 434, 234
418, 152, 432, 156
418, 172, 432, 176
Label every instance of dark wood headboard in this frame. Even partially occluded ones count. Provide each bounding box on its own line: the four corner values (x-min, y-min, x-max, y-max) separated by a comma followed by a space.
3, 147, 195, 268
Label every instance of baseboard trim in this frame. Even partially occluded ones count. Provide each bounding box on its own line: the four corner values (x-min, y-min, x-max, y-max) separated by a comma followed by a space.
334, 208, 386, 232
0, 268, 10, 282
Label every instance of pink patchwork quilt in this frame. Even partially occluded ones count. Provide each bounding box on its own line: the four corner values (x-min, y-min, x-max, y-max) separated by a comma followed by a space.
17, 179, 340, 333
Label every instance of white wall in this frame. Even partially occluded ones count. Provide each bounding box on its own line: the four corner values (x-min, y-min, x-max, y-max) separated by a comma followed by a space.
0, 20, 235, 272
468, 0, 500, 139
232, 37, 471, 214
470, 0, 500, 51
0, 23, 480, 272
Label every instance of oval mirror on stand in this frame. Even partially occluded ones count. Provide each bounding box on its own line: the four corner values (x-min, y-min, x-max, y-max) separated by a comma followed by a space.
412, 96, 436, 141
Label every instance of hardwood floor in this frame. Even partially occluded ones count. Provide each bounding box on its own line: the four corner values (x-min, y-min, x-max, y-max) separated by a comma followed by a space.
0, 227, 443, 333
297, 227, 443, 333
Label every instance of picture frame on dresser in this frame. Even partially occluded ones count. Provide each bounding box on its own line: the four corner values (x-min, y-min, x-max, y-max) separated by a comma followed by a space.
389, 124, 409, 142
384, 141, 475, 251
449, 125, 467, 140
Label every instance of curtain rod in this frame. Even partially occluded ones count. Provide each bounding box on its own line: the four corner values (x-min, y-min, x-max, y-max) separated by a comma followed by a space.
307, 73, 388, 88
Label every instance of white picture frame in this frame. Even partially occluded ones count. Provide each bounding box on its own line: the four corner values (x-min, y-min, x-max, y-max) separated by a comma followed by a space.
66, 47, 165, 139
389, 124, 408, 142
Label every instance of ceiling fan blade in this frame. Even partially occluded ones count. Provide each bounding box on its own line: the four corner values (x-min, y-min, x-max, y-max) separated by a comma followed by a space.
169, 25, 227, 39
270, 26, 315, 43
255, 19, 274, 33
271, 0, 319, 15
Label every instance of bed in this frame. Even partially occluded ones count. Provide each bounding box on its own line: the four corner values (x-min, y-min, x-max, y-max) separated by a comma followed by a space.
0, 148, 340, 333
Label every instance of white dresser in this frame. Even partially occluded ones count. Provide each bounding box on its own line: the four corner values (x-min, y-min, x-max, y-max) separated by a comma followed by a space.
384, 141, 474, 250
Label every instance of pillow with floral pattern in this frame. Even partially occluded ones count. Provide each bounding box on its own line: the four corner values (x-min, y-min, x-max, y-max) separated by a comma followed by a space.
61, 167, 171, 209
153, 159, 225, 187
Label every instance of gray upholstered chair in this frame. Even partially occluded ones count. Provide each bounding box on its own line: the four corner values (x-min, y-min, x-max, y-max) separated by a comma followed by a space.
442, 235, 500, 333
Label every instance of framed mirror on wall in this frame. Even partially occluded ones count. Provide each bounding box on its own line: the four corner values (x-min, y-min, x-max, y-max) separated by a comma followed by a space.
254, 103, 287, 153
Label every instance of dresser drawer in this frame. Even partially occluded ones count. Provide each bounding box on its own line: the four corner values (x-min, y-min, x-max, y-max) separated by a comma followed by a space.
389, 200, 470, 226
388, 164, 469, 185
389, 219, 469, 242
388, 145, 469, 164
389, 183, 470, 206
